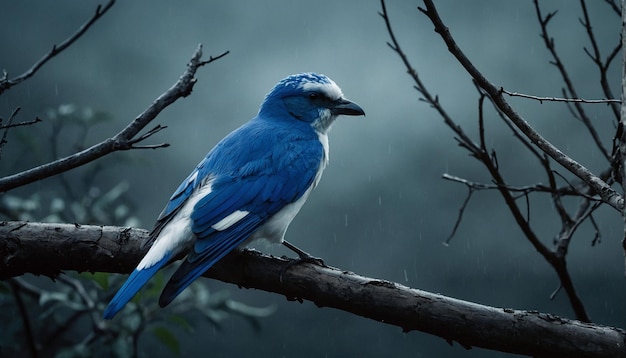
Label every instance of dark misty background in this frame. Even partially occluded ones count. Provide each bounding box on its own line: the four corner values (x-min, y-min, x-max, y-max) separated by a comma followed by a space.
1, 1, 623, 357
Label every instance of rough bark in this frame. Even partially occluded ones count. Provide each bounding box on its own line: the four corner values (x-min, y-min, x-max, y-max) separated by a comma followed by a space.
1, 221, 624, 358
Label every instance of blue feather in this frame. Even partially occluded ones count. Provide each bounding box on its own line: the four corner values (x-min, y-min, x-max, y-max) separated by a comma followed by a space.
103, 252, 171, 319
103, 73, 364, 319
158, 214, 263, 307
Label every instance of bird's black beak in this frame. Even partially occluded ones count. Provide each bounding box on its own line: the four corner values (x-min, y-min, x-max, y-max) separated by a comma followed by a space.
331, 98, 365, 117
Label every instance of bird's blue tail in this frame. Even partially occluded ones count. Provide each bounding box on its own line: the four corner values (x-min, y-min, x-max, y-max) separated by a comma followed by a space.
103, 253, 171, 319
157, 247, 231, 308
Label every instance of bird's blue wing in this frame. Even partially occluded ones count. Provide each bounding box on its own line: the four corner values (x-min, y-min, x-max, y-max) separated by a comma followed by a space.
158, 158, 211, 221
104, 154, 217, 318
158, 123, 324, 306
141, 157, 211, 250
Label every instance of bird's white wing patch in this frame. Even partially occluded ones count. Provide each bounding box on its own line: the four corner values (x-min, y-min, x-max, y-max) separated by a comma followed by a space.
137, 181, 213, 270
211, 210, 250, 231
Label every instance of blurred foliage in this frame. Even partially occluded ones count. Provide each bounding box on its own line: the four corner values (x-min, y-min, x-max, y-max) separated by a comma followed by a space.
0, 105, 275, 357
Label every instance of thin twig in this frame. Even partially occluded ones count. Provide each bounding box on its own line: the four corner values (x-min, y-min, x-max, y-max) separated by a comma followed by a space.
420, 0, 622, 212
0, 0, 116, 95
557, 201, 602, 258
414, 0, 592, 322
443, 186, 473, 245
590, 213, 601, 246
0, 107, 32, 160
500, 88, 620, 104
545, 157, 574, 230
8, 279, 39, 358
534, 0, 611, 161
379, 0, 481, 158
441, 173, 600, 201
603, 0, 621, 15
0, 46, 229, 193
579, 0, 621, 119
549, 284, 562, 300
0, 118, 42, 130
128, 124, 170, 149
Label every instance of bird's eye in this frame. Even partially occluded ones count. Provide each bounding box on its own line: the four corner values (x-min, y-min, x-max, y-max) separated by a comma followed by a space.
308, 93, 320, 100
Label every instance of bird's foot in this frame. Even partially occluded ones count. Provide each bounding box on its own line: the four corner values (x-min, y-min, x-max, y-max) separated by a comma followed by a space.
280, 241, 327, 282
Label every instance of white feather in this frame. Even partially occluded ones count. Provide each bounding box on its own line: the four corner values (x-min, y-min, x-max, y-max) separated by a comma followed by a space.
246, 184, 313, 245
300, 80, 343, 101
212, 210, 249, 231
137, 181, 213, 270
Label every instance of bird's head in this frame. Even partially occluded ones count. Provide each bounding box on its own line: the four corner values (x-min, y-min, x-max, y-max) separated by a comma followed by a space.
259, 73, 365, 133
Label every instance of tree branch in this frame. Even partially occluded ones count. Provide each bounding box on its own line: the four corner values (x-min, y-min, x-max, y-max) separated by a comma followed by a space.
0, 107, 35, 160
441, 173, 601, 200
0, 0, 117, 95
579, 0, 621, 120
0, 221, 624, 357
382, 0, 591, 322
419, 0, 623, 212
0, 46, 229, 193
500, 88, 620, 104
619, 0, 626, 276
533, 0, 612, 161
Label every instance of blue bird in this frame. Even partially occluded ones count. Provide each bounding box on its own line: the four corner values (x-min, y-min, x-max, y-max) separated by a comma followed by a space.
103, 73, 364, 319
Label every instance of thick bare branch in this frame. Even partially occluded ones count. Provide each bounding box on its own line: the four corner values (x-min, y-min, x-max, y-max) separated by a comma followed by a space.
0, 220, 624, 358
0, 46, 229, 193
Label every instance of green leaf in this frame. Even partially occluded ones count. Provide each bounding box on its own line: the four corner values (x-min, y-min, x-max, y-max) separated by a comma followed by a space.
0, 281, 10, 295
151, 326, 180, 356
167, 314, 194, 334
78, 272, 109, 290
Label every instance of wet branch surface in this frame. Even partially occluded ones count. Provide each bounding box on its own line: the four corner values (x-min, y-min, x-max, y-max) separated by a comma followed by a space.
1, 221, 625, 358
